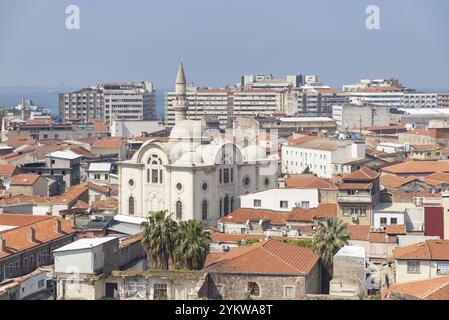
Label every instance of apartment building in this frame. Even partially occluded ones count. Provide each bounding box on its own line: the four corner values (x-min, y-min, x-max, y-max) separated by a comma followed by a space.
402, 93, 438, 109
332, 104, 391, 130
281, 136, 365, 179
240, 74, 302, 89
438, 93, 449, 108
59, 87, 104, 122
164, 87, 296, 129
296, 87, 349, 115
59, 82, 157, 124
348, 89, 404, 109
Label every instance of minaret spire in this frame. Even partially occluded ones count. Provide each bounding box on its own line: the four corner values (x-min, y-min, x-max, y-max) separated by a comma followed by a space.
173, 61, 188, 124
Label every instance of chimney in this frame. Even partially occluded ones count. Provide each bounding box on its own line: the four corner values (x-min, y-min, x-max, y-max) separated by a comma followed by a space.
28, 227, 36, 243
0, 236, 5, 253
54, 219, 62, 234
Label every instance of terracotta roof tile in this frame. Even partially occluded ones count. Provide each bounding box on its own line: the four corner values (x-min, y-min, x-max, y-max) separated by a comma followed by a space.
385, 225, 407, 235
210, 233, 264, 244
0, 214, 74, 259
205, 239, 319, 275
394, 240, 449, 260
343, 167, 379, 180
383, 276, 449, 300
0, 164, 18, 176
11, 174, 41, 186
380, 175, 421, 188
284, 174, 336, 189
383, 161, 449, 175
91, 138, 124, 149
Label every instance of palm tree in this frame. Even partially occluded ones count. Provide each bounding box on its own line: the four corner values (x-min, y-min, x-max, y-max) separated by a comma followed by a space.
141, 211, 178, 270
174, 220, 211, 270
312, 217, 350, 276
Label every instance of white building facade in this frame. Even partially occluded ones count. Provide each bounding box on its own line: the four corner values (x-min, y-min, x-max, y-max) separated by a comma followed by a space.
240, 188, 319, 211
119, 64, 278, 225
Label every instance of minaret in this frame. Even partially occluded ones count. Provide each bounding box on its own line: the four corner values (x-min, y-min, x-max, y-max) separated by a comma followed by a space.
173, 62, 188, 124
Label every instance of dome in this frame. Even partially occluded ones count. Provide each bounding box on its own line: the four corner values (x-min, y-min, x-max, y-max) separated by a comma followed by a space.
242, 145, 267, 162
173, 151, 204, 166
169, 119, 206, 142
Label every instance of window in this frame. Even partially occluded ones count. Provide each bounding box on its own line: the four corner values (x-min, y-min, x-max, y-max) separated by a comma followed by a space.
219, 198, 223, 217
223, 169, 230, 183
38, 279, 45, 289
148, 155, 163, 184
280, 201, 288, 208
437, 262, 449, 275
230, 168, 234, 183
247, 282, 260, 296
153, 283, 167, 300
202, 182, 208, 191
301, 201, 310, 209
95, 195, 101, 202
284, 286, 295, 298
176, 201, 183, 220
224, 195, 230, 215
390, 218, 398, 225
380, 218, 387, 225
202, 201, 208, 221
264, 178, 270, 186
128, 196, 135, 215
407, 261, 421, 274
243, 176, 250, 187
105, 174, 108, 180
128, 179, 135, 187
219, 169, 222, 184
94, 173, 101, 179
254, 199, 262, 207
176, 183, 183, 191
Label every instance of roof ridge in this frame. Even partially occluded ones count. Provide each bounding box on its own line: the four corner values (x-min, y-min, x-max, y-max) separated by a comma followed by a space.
423, 277, 449, 298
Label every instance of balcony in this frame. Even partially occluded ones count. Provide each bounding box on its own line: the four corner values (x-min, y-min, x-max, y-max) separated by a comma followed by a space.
337, 193, 372, 203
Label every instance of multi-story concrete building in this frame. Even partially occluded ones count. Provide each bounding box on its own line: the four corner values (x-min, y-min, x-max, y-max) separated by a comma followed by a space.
438, 93, 449, 108
281, 136, 365, 179
59, 82, 157, 124
402, 92, 438, 109
256, 116, 337, 138
240, 74, 303, 89
332, 104, 392, 131
165, 87, 296, 129
295, 87, 349, 116
59, 88, 104, 122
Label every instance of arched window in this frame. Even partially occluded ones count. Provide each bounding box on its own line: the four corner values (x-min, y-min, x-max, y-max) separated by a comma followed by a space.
224, 195, 229, 216
176, 201, 183, 220
129, 196, 135, 215
147, 155, 163, 184
202, 201, 208, 221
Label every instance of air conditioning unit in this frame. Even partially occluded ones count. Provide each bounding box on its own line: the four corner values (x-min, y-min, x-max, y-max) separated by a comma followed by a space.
222, 245, 230, 252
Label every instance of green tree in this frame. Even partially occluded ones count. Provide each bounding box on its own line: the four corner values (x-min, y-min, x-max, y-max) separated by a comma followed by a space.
312, 217, 350, 276
141, 211, 178, 270
174, 220, 211, 270
282, 238, 313, 249
237, 238, 260, 247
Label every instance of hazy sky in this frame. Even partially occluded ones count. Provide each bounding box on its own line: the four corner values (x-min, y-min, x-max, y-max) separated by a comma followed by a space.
1, 0, 448, 90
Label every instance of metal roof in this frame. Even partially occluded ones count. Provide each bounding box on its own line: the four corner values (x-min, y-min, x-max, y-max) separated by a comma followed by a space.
53, 236, 118, 252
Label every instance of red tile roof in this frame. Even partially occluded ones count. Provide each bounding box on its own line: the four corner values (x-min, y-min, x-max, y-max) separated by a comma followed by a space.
284, 174, 336, 189
394, 240, 449, 261
385, 225, 407, 235
10, 174, 41, 186
383, 161, 449, 175
380, 175, 421, 188
205, 239, 319, 275
91, 138, 124, 149
343, 167, 379, 180
83, 182, 109, 194
348, 225, 397, 244
0, 214, 74, 259
0, 164, 18, 177
339, 182, 373, 190
382, 276, 449, 300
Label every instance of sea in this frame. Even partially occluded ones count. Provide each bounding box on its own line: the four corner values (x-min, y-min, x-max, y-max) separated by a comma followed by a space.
0, 86, 168, 118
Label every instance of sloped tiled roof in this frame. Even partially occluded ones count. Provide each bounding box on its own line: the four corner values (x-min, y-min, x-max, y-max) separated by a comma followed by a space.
11, 174, 41, 186
205, 239, 319, 275
91, 138, 124, 149
284, 174, 336, 189
394, 240, 449, 261
0, 164, 18, 176
348, 225, 397, 244
343, 167, 379, 181
0, 214, 74, 259
380, 175, 421, 188
382, 276, 449, 300
383, 161, 449, 175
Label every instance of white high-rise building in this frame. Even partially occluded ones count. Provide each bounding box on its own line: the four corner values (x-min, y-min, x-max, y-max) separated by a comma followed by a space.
118, 63, 278, 225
